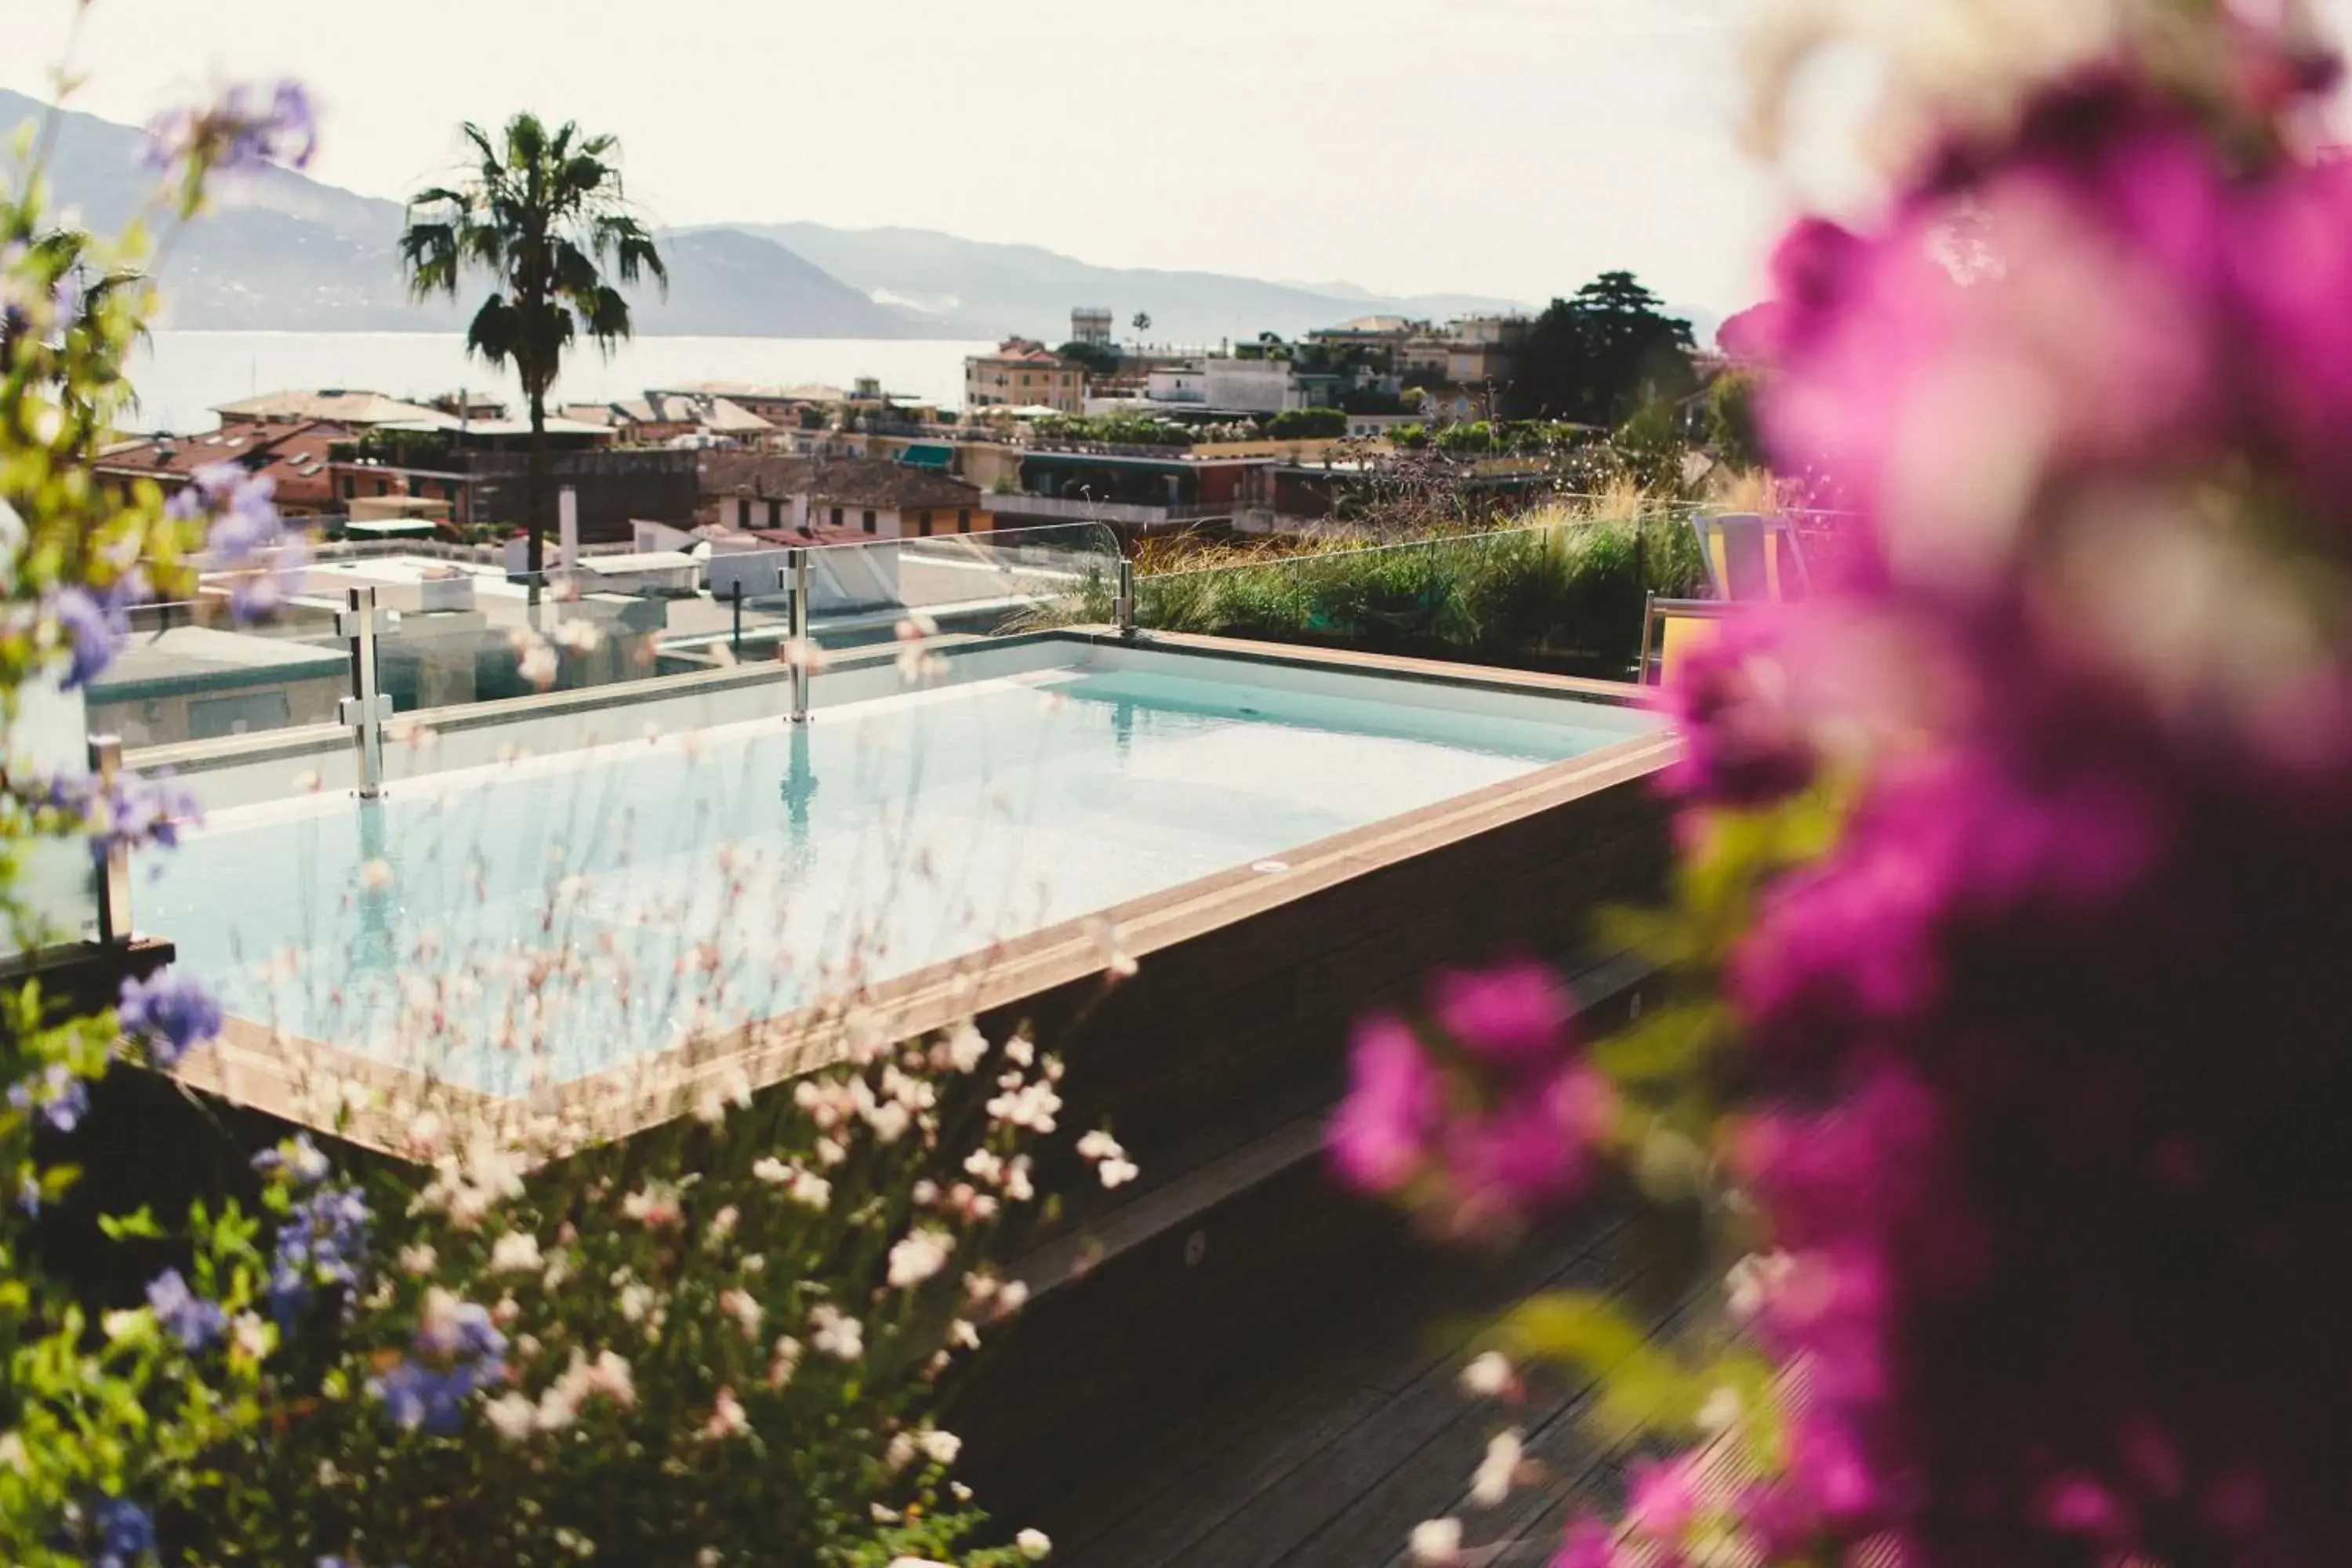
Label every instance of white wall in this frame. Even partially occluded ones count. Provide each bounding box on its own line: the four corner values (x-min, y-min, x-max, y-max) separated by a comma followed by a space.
1203, 358, 1302, 414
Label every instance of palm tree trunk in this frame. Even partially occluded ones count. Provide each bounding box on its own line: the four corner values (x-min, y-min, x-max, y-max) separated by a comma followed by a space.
526, 384, 547, 609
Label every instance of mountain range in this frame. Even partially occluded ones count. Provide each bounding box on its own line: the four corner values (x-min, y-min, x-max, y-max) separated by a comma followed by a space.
5, 88, 1727, 347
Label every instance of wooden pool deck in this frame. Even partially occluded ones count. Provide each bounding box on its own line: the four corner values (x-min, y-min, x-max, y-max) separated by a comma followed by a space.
983, 1203, 1695, 1568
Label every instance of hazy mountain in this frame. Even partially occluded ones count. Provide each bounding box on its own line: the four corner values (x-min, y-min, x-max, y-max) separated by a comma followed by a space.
723, 222, 1530, 344
5, 88, 1612, 345
1, 89, 925, 338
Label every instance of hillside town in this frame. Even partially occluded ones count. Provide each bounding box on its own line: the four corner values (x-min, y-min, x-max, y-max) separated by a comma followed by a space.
95, 294, 1732, 560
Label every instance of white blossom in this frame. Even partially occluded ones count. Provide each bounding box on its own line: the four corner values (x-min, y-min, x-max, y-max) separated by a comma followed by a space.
1461, 1352, 1515, 1399
918, 1428, 962, 1465
702, 1387, 749, 1440
811, 1304, 864, 1360
767, 1334, 803, 1388
491, 1231, 543, 1274
751, 1156, 789, 1185
942, 1021, 989, 1073
1098, 1157, 1139, 1189
1409, 1518, 1463, 1564
1016, 1529, 1053, 1560
717, 1287, 764, 1338
1470, 1428, 1524, 1506
484, 1392, 537, 1443
888, 1228, 953, 1289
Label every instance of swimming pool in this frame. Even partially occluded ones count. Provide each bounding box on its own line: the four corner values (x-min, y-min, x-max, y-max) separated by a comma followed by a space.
145, 631, 1671, 1144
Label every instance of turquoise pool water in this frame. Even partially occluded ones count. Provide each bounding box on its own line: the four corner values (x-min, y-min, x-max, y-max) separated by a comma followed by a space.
145, 659, 1646, 1093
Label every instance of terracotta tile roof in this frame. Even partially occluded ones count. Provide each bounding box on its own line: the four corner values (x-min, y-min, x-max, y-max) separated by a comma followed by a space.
212, 390, 452, 427
96, 420, 351, 485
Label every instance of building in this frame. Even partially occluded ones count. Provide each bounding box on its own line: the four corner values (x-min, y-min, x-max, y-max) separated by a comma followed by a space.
85, 622, 349, 745
328, 424, 695, 543
1071, 307, 1114, 347
213, 389, 456, 430
1306, 315, 1424, 350
964, 340, 1084, 415
559, 392, 775, 445
698, 452, 993, 540
650, 381, 841, 428
95, 420, 351, 516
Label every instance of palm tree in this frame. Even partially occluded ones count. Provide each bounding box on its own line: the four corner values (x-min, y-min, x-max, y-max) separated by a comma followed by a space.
399, 114, 665, 591
1131, 310, 1152, 342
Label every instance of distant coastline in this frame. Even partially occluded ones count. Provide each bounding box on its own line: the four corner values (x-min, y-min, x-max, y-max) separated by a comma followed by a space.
122, 332, 995, 434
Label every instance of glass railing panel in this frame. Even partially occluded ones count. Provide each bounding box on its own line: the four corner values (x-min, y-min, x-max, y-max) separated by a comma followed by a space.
2, 674, 99, 958
792, 522, 1123, 655
96, 591, 348, 751
1135, 514, 1690, 678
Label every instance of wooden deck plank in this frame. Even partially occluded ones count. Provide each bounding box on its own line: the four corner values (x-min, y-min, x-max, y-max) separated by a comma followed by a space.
1065, 1221, 1632, 1568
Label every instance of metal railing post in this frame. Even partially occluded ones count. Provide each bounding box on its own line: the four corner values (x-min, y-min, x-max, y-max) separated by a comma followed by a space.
338, 585, 394, 798
729, 579, 745, 655
87, 734, 132, 945
784, 548, 811, 724
1115, 556, 1137, 638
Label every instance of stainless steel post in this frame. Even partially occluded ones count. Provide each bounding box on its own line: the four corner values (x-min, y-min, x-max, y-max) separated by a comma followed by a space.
338, 585, 393, 798
1115, 556, 1137, 637
87, 734, 131, 945
786, 547, 811, 724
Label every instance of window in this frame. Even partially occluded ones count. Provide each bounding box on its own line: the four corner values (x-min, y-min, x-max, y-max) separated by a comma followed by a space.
375, 479, 390, 496
861, 510, 877, 534
340, 475, 355, 499
830, 506, 844, 528
918, 510, 933, 536
739, 497, 751, 527
957, 508, 971, 534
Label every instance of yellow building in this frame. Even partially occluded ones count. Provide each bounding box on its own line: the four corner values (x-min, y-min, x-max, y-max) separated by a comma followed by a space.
964, 339, 1084, 415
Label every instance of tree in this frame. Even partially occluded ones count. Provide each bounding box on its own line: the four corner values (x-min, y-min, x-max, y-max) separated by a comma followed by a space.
1266, 407, 1347, 439
399, 114, 665, 594
1131, 310, 1152, 339
1054, 339, 1119, 377
1504, 270, 1696, 424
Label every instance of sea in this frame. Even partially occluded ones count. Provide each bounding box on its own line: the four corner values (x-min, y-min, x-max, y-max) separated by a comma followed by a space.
122, 332, 996, 433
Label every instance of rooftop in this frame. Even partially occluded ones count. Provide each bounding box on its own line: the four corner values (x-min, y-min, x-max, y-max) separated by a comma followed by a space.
214, 389, 457, 428
90, 624, 348, 699
96, 420, 351, 485
699, 452, 982, 511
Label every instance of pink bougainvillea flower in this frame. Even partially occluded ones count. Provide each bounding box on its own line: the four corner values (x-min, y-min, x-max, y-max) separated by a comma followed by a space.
1329, 1014, 1443, 1193
1428, 960, 1575, 1069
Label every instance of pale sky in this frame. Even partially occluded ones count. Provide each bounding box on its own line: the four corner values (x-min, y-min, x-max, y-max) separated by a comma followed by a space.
1, 0, 1808, 312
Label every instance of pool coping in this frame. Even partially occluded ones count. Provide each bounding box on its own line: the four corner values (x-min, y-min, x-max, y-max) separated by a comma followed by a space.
165, 630, 1682, 1159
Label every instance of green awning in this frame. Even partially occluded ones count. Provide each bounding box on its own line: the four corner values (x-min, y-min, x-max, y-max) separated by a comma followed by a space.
897, 445, 954, 469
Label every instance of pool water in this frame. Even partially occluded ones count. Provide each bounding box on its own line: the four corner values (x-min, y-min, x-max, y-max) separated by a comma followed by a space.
145, 657, 1646, 1093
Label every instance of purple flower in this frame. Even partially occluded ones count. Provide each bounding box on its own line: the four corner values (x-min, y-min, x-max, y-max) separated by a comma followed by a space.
1329, 1015, 1443, 1193
85, 1497, 154, 1568
49, 587, 123, 690
1428, 960, 1574, 1069
116, 971, 223, 1070
143, 79, 318, 180
252, 1134, 331, 1186
371, 1290, 507, 1433
168, 461, 307, 622
146, 1268, 227, 1352
7, 1064, 89, 1134
268, 1183, 372, 1327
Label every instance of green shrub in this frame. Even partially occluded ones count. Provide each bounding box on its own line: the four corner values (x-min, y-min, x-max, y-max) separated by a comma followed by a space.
1265, 408, 1348, 440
